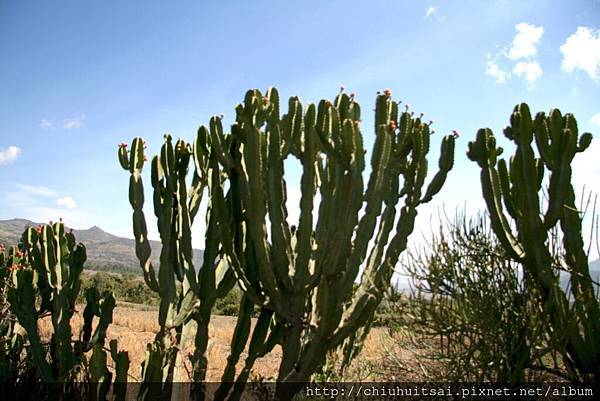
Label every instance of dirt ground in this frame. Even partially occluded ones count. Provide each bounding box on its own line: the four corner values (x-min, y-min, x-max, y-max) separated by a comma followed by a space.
38, 302, 422, 382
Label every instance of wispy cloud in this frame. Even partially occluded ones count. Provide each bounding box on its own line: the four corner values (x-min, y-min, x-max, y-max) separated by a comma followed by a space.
424, 5, 445, 22
5, 185, 86, 227
424, 5, 437, 20
15, 184, 57, 197
39, 119, 53, 129
0, 146, 21, 165
591, 112, 600, 127
63, 115, 85, 130
484, 22, 544, 87
485, 58, 511, 84
560, 26, 600, 81
57, 196, 77, 209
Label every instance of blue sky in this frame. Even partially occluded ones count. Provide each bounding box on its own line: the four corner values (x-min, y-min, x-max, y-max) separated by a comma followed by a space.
1, 0, 599, 254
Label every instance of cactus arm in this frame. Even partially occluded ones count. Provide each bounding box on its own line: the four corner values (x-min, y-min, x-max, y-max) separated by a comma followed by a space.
421, 134, 455, 203
90, 344, 112, 401
109, 340, 129, 401
341, 95, 395, 294
467, 129, 525, 260
209, 117, 235, 169
238, 92, 282, 305
7, 269, 54, 381
119, 138, 159, 292
175, 141, 200, 294
280, 96, 302, 158
497, 158, 520, 220
265, 111, 294, 291
216, 296, 253, 393
295, 103, 318, 288
224, 310, 278, 401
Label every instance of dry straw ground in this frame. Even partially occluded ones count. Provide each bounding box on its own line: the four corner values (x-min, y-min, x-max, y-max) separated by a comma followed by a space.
38, 302, 424, 382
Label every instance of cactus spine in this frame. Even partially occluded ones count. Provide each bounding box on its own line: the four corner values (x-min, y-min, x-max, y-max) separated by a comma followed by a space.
467, 103, 599, 381
208, 88, 455, 398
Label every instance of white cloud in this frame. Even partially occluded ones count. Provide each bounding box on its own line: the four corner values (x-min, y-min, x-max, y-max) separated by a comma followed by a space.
560, 26, 600, 81
39, 119, 53, 129
424, 5, 437, 20
512, 60, 543, 87
485, 59, 511, 84
57, 196, 77, 209
484, 22, 544, 88
506, 22, 544, 60
0, 146, 21, 165
591, 112, 600, 127
15, 184, 57, 197
63, 115, 85, 130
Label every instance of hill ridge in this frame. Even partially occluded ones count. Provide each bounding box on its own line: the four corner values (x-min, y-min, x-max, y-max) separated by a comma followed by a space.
0, 218, 204, 275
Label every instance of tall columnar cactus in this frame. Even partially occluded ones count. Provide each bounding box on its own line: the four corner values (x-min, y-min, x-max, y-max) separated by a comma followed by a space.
467, 103, 599, 382
1, 223, 129, 398
208, 87, 455, 399
118, 134, 236, 398
0, 244, 28, 382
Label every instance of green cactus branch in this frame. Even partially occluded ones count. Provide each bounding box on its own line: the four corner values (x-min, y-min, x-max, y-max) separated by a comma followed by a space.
468, 103, 599, 382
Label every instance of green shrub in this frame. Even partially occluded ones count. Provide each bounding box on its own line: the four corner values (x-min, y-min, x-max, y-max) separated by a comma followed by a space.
80, 272, 159, 306
401, 213, 556, 381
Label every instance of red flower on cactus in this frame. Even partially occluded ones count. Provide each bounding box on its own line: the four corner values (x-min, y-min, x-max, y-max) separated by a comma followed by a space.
10, 263, 26, 271
452, 130, 461, 138
383, 89, 392, 97
0, 244, 5, 252
36, 224, 43, 234
17, 251, 25, 258
119, 142, 128, 148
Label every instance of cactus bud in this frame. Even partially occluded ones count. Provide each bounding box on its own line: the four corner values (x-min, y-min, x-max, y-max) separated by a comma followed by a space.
383, 89, 392, 97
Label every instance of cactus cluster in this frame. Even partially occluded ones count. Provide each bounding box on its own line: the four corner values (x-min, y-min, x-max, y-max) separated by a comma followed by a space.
119, 87, 455, 400
467, 103, 599, 381
118, 133, 236, 398
0, 223, 129, 400
209, 87, 455, 398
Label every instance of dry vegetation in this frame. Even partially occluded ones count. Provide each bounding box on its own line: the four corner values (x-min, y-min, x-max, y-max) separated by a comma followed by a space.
37, 302, 422, 382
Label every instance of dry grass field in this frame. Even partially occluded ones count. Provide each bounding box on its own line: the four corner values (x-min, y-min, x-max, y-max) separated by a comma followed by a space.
37, 302, 424, 382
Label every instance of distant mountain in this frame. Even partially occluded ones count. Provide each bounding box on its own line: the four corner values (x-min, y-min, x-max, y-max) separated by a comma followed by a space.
0, 218, 204, 275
